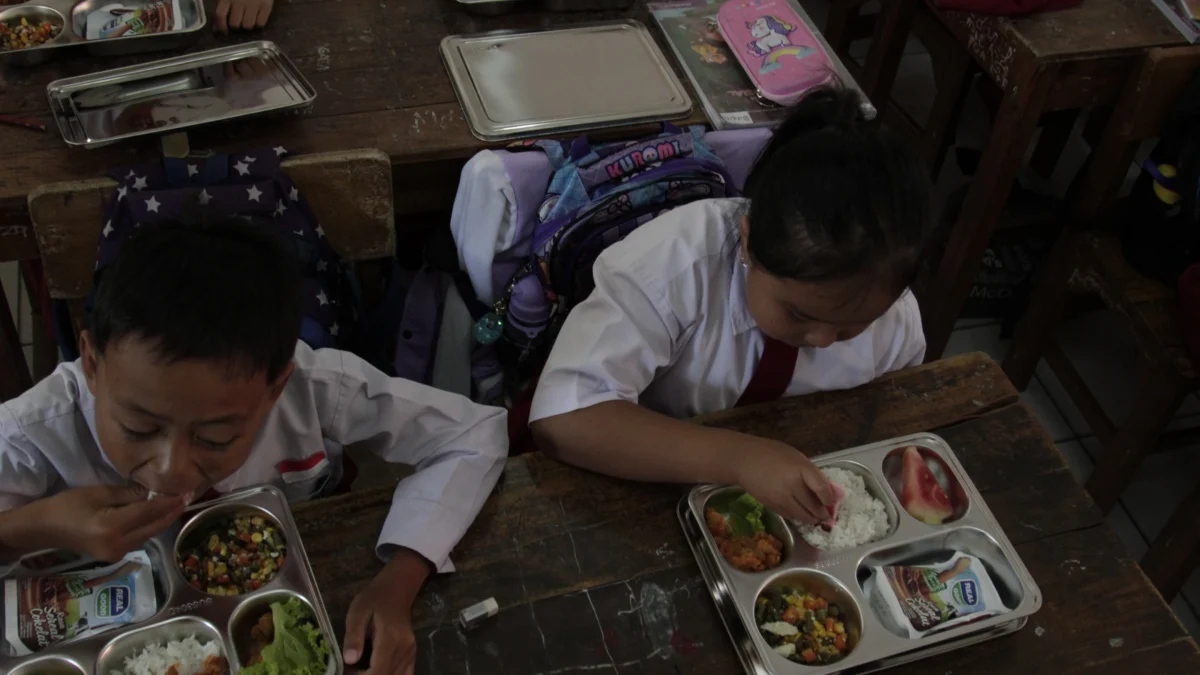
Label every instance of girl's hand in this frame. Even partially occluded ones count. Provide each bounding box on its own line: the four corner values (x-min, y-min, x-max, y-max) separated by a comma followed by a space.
343, 549, 431, 675
735, 440, 834, 525
213, 0, 274, 33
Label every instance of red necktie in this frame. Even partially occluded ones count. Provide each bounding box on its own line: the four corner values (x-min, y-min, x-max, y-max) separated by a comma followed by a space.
736, 335, 799, 407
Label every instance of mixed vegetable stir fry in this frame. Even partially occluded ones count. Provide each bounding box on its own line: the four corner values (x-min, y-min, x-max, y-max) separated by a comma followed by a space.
0, 17, 61, 51
179, 514, 286, 595
705, 493, 785, 572
757, 588, 852, 665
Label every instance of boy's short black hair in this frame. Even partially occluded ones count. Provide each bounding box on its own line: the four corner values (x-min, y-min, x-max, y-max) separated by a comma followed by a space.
88, 218, 303, 382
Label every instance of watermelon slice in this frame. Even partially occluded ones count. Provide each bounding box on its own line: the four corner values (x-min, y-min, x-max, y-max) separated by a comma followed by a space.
900, 446, 954, 525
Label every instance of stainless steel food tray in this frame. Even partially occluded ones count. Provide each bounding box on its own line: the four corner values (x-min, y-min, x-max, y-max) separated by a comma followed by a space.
0, 0, 206, 66
679, 432, 1041, 675
441, 19, 693, 141
1, 486, 343, 675
46, 41, 316, 148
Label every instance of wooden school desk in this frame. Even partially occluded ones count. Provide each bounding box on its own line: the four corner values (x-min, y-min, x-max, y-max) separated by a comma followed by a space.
0, 0, 705, 385
0, 0, 707, 232
291, 352, 1200, 674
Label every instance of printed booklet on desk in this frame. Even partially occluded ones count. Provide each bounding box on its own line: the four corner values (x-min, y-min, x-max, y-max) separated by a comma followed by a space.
649, 0, 790, 129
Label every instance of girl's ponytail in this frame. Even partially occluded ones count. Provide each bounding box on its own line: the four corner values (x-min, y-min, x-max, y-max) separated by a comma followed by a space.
745, 88, 868, 198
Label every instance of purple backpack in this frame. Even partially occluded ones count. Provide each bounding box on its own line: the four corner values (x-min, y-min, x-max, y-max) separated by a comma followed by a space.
396, 125, 771, 403
390, 126, 772, 403
472, 125, 733, 372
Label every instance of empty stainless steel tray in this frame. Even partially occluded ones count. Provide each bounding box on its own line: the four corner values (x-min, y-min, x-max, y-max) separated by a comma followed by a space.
441, 19, 693, 141
46, 41, 316, 148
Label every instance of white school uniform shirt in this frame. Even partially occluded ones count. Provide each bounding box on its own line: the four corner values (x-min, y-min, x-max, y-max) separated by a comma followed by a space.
529, 198, 926, 422
0, 343, 507, 574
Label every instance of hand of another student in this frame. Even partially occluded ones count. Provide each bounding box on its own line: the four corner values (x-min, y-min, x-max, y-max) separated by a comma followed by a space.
735, 440, 835, 525
213, 0, 274, 33
343, 549, 431, 675
32, 486, 187, 562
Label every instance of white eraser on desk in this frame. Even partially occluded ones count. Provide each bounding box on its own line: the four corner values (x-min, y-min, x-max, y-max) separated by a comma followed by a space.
459, 597, 499, 630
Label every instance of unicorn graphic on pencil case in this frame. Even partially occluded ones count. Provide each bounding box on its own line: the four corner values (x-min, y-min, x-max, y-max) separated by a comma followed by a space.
746, 16, 793, 56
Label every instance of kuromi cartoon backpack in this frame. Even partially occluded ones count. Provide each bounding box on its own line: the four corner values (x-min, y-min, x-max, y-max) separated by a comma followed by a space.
472, 124, 736, 383
717, 0, 835, 106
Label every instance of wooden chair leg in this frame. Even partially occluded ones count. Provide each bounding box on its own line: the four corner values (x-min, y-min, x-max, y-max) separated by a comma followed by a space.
825, 0, 870, 57
1029, 110, 1079, 180
1085, 362, 1190, 514
1140, 478, 1200, 601
0, 276, 32, 401
924, 48, 974, 178
860, 0, 918, 119
1002, 230, 1083, 391
922, 62, 1058, 359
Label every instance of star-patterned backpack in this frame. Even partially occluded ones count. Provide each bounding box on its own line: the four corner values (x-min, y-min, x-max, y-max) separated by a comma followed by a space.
65, 147, 361, 359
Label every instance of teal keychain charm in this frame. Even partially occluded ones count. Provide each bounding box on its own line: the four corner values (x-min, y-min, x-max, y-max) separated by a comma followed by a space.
474, 312, 504, 345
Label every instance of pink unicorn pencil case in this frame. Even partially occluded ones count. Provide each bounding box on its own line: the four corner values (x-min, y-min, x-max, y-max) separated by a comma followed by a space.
716, 0, 835, 106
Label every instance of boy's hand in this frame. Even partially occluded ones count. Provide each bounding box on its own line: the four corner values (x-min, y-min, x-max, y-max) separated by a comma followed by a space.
343, 549, 431, 675
213, 0, 273, 33
32, 486, 187, 561
735, 440, 834, 525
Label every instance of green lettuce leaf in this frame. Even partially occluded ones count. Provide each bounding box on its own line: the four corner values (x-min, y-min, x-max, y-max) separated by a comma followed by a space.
240, 598, 330, 675
728, 493, 766, 535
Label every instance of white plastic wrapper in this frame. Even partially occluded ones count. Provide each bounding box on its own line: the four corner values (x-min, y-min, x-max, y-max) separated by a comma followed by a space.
3, 550, 157, 655
867, 553, 1011, 638
84, 1, 185, 41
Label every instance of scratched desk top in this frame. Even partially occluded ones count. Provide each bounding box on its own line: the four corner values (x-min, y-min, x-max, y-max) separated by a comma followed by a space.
291, 352, 1200, 675
0, 0, 706, 229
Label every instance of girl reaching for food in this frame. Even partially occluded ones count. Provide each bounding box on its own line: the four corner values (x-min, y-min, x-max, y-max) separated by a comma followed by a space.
529, 88, 933, 526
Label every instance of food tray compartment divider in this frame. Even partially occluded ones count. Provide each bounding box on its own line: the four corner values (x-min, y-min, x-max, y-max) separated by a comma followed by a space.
679, 432, 1041, 675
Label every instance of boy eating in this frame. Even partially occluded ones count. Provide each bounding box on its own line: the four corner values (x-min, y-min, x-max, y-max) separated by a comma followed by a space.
0, 219, 508, 675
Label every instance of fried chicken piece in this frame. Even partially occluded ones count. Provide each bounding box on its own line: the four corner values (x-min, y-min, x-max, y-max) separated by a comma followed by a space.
199, 655, 230, 675
166, 666, 179, 675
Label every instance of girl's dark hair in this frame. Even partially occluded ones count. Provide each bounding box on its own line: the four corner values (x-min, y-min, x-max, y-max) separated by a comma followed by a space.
89, 217, 303, 382
744, 87, 933, 293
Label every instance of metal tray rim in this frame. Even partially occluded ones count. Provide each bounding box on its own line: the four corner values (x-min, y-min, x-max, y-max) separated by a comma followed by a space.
0, 485, 343, 675
45, 40, 316, 148
679, 432, 1043, 674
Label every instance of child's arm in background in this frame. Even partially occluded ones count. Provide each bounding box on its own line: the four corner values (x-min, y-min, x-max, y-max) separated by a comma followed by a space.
530, 257, 833, 525
308, 348, 507, 675
213, 0, 274, 32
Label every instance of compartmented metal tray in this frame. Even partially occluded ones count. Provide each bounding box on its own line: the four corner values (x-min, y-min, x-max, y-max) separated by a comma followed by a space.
46, 41, 317, 148
679, 432, 1041, 675
0, 0, 206, 65
441, 19, 693, 141
0, 486, 342, 675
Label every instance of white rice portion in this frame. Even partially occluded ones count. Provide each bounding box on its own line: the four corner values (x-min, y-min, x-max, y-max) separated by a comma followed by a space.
114, 635, 223, 675
799, 467, 890, 552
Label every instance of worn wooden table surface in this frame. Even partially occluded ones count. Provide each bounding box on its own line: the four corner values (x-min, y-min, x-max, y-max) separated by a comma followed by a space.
0, 0, 706, 228
291, 352, 1200, 674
